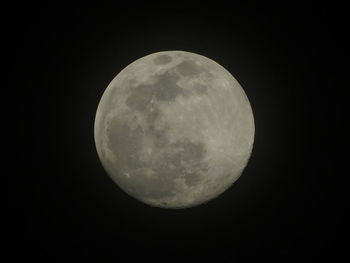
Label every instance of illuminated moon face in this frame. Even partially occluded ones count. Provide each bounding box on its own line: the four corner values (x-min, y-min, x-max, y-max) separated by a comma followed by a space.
94, 51, 255, 209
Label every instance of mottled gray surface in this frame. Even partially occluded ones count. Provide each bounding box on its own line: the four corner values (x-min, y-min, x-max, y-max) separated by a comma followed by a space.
94, 51, 255, 208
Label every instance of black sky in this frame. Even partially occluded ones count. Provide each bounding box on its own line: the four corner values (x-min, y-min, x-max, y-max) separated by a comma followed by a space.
9, 2, 345, 262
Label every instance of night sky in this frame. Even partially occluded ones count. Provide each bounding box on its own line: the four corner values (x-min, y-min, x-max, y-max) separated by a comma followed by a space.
10, 2, 345, 261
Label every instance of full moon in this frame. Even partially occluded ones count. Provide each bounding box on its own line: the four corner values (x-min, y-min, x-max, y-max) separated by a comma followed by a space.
94, 51, 255, 209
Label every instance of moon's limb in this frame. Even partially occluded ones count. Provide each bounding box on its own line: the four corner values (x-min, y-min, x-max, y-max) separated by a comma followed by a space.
94, 51, 255, 208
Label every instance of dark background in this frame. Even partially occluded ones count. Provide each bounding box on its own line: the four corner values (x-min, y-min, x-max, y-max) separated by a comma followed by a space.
10, 2, 345, 261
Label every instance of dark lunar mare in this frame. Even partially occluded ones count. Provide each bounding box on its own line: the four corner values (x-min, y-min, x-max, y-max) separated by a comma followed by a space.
153, 54, 172, 65
107, 70, 210, 201
176, 60, 201, 76
125, 71, 183, 111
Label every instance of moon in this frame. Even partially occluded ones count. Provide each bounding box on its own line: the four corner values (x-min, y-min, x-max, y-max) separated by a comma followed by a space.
94, 51, 255, 209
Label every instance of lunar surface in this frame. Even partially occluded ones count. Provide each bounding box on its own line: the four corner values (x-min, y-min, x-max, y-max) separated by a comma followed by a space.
94, 51, 255, 208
